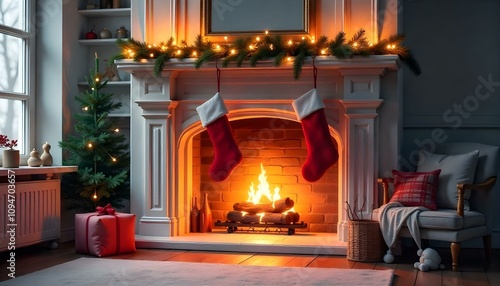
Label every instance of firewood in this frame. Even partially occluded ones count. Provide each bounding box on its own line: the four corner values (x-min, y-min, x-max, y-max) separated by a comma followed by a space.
227, 211, 296, 224
233, 202, 274, 213
272, 198, 295, 213
260, 212, 293, 224
227, 211, 260, 223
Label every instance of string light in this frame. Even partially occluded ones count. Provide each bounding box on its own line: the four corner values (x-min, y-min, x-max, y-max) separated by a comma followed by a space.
87, 142, 93, 148
82, 106, 89, 111
116, 29, 421, 78
114, 128, 119, 132
93, 190, 97, 200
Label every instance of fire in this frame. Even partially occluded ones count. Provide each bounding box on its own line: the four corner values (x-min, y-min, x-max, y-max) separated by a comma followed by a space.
247, 163, 281, 207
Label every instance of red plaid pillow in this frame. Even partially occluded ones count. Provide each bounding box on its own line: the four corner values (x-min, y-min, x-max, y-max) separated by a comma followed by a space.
389, 169, 441, 210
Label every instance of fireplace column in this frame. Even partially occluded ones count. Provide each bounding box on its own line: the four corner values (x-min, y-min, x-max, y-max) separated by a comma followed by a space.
130, 70, 181, 237
336, 68, 385, 242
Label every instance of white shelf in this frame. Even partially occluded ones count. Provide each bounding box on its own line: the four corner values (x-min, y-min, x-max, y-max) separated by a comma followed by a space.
78, 80, 130, 86
78, 8, 131, 17
108, 113, 131, 118
78, 38, 127, 46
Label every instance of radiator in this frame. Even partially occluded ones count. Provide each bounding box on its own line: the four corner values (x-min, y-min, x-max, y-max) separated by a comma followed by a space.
0, 179, 61, 251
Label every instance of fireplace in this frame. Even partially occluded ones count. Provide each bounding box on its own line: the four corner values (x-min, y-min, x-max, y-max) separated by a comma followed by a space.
117, 56, 401, 252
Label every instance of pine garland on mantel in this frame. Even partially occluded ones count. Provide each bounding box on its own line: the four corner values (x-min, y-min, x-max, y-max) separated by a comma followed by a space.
112, 29, 421, 80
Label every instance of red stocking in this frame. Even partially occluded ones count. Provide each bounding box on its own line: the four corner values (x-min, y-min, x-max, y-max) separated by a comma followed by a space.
196, 93, 242, 181
293, 89, 339, 182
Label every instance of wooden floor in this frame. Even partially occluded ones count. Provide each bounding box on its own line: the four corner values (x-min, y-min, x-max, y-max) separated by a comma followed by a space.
1, 241, 499, 285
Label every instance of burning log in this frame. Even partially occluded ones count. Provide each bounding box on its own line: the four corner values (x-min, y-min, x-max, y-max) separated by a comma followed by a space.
291, 212, 300, 223
272, 198, 295, 213
233, 197, 295, 214
227, 211, 260, 224
233, 202, 274, 213
226, 211, 298, 225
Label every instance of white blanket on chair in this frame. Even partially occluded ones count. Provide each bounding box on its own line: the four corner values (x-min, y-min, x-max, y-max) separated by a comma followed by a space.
378, 202, 427, 250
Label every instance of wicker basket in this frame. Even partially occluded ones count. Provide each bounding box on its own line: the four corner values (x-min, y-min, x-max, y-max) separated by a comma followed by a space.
347, 220, 384, 262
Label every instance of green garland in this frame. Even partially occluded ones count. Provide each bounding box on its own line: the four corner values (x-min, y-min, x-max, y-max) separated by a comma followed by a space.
112, 29, 421, 79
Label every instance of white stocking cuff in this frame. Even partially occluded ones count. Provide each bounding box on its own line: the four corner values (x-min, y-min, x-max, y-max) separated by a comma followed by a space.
196, 92, 229, 127
292, 89, 325, 120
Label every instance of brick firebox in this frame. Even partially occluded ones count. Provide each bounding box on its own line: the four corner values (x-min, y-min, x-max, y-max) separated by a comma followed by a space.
193, 118, 339, 233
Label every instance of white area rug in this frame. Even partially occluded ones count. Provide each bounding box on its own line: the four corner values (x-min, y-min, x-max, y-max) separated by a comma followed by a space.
0, 257, 393, 286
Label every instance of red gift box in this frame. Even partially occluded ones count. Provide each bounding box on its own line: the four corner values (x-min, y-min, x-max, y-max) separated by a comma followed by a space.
75, 204, 136, 257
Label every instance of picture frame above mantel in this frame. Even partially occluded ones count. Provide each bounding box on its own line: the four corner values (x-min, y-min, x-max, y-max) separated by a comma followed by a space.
201, 0, 316, 42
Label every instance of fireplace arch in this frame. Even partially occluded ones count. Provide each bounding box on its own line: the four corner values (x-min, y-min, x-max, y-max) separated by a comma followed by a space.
177, 107, 344, 235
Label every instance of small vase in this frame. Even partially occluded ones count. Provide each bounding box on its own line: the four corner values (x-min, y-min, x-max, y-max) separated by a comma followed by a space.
190, 197, 200, 233
27, 148, 43, 167
2, 149, 20, 168
41, 142, 53, 166
199, 193, 212, 233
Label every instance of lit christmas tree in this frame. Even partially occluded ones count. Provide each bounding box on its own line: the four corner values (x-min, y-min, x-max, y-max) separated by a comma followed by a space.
59, 53, 129, 211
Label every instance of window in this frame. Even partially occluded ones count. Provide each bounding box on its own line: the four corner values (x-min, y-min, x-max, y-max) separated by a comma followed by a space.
0, 0, 33, 155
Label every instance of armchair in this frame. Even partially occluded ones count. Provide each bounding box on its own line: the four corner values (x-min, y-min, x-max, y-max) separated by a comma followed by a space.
373, 142, 499, 271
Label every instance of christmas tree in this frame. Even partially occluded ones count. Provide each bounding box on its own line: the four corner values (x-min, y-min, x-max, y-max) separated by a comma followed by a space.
59, 53, 129, 211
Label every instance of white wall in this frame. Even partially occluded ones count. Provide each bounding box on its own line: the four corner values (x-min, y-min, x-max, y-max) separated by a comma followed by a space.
401, 0, 500, 248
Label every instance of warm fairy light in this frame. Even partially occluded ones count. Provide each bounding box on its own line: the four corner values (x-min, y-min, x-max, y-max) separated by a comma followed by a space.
114, 128, 119, 132
87, 143, 93, 148
353, 42, 358, 47
91, 87, 95, 91
287, 40, 293, 46
192, 51, 197, 57
161, 46, 167, 51
387, 44, 396, 50
112, 157, 117, 162
301, 36, 305, 40
265, 30, 269, 35
150, 53, 154, 58
256, 36, 260, 41
215, 44, 220, 51
230, 49, 236, 55
310, 36, 315, 43
82, 106, 89, 111
176, 50, 181, 55
249, 44, 254, 50
148, 44, 152, 48
269, 44, 274, 50
95, 77, 100, 82
224, 36, 228, 41
287, 57, 292, 62
93, 191, 97, 199
321, 49, 326, 55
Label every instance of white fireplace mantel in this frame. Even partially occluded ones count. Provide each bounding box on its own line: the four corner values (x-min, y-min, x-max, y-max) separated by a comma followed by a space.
117, 55, 401, 245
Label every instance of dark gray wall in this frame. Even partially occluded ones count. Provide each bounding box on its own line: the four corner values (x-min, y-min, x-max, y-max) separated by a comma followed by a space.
401, 0, 500, 247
